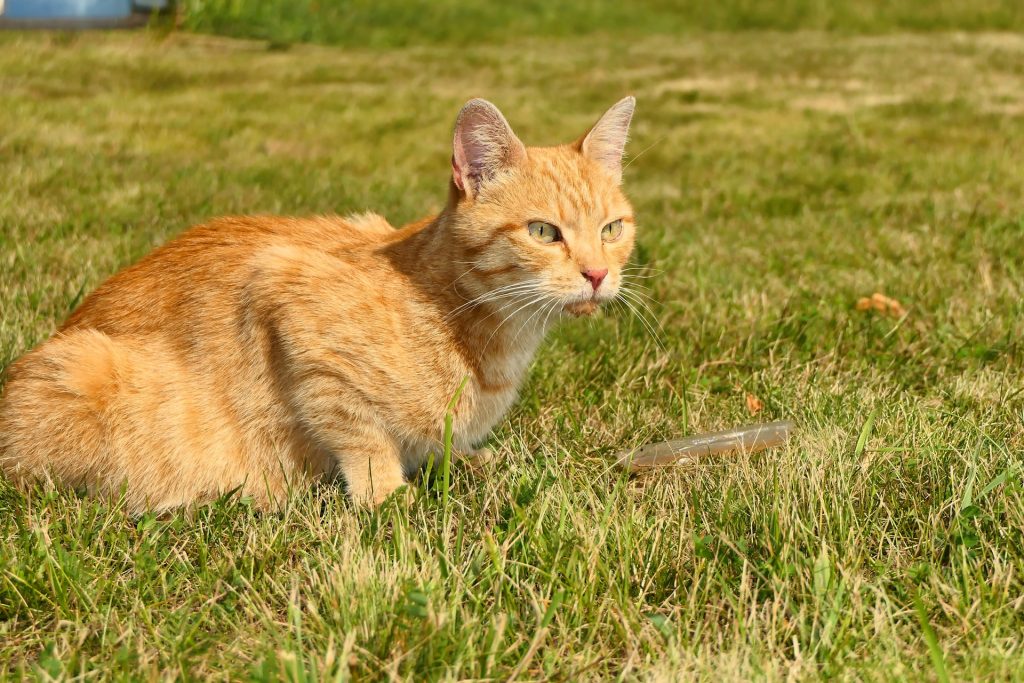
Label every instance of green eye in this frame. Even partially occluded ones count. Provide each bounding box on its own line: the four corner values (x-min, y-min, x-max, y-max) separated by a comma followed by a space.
602, 219, 624, 242
528, 221, 561, 243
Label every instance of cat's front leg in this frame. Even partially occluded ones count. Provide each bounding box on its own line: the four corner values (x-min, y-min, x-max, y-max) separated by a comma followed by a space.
322, 420, 407, 506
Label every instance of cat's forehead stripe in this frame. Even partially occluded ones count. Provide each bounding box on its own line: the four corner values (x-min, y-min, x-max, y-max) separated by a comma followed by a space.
529, 152, 610, 225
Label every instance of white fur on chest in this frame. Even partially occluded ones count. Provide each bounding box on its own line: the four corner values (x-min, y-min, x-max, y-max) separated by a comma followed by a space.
397, 383, 517, 470
461, 383, 519, 445
460, 341, 539, 445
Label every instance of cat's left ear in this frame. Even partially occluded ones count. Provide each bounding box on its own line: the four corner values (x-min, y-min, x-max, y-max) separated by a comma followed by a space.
577, 96, 636, 184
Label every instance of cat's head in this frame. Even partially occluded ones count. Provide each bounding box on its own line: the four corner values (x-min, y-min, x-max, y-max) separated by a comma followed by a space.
447, 97, 636, 317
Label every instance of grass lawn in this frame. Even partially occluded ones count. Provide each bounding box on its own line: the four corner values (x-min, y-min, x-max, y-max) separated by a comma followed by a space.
1, 23, 1023, 681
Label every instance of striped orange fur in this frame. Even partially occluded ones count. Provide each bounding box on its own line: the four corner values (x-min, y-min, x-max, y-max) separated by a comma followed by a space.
0, 97, 637, 511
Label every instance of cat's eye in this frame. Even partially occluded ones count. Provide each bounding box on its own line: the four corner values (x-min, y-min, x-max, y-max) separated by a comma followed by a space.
528, 221, 561, 244
602, 219, 624, 242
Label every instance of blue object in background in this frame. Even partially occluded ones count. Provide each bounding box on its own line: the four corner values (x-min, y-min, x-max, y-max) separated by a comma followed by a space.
2, 0, 133, 19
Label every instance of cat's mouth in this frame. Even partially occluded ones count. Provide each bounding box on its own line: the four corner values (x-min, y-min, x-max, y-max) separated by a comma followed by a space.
564, 300, 599, 316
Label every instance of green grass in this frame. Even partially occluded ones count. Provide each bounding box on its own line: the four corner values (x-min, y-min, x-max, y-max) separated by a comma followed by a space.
179, 0, 1024, 47
1, 23, 1024, 681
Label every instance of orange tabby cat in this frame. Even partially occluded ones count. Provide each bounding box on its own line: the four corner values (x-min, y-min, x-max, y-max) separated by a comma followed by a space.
0, 97, 637, 512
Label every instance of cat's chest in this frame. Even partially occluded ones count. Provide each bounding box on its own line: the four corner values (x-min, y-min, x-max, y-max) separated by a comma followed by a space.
460, 383, 519, 444
459, 348, 537, 444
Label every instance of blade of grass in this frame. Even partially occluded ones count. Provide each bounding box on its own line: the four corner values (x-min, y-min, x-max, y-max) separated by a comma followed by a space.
914, 591, 950, 683
442, 376, 470, 510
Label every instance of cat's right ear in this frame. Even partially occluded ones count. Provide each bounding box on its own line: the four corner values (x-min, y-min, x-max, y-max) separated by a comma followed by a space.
452, 99, 526, 199
576, 96, 635, 184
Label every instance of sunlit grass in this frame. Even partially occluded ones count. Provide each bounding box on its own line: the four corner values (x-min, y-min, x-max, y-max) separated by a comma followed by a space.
1, 26, 1023, 680
179, 0, 1024, 47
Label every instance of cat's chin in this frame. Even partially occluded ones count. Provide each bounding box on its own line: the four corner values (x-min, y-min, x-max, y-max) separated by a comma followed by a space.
564, 300, 599, 317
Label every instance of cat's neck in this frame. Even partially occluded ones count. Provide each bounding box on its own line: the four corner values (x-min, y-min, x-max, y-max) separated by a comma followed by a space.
382, 211, 554, 389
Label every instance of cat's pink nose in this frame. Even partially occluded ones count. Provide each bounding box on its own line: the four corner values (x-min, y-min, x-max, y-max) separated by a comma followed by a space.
582, 268, 608, 291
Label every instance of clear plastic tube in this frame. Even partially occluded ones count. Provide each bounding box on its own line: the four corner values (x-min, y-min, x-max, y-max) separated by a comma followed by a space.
616, 420, 795, 472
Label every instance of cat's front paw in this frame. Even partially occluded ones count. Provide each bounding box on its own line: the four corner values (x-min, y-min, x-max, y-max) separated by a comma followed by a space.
350, 481, 410, 508
460, 446, 495, 470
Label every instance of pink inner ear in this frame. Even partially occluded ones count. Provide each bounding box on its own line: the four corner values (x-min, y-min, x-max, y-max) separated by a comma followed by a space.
451, 154, 466, 191
452, 121, 483, 193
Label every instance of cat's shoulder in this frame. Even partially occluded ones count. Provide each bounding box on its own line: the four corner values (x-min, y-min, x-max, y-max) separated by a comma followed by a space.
289, 213, 396, 243
340, 212, 395, 236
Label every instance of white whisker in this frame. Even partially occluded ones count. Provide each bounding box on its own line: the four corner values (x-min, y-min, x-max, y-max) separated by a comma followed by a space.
620, 279, 653, 292
622, 136, 667, 171
541, 298, 562, 331
446, 261, 482, 288
510, 295, 554, 342
445, 281, 539, 320
621, 265, 663, 275
619, 284, 661, 308
474, 289, 539, 326
481, 293, 547, 354
619, 286, 664, 324
617, 291, 665, 350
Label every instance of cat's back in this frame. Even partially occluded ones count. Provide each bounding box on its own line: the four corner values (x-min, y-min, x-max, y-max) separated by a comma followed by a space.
62, 214, 390, 334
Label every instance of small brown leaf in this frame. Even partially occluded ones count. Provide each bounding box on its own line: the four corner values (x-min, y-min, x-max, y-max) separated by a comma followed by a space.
745, 393, 764, 415
855, 292, 907, 318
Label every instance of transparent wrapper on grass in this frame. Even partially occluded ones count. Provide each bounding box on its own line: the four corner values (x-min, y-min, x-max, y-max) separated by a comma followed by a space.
616, 420, 795, 473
